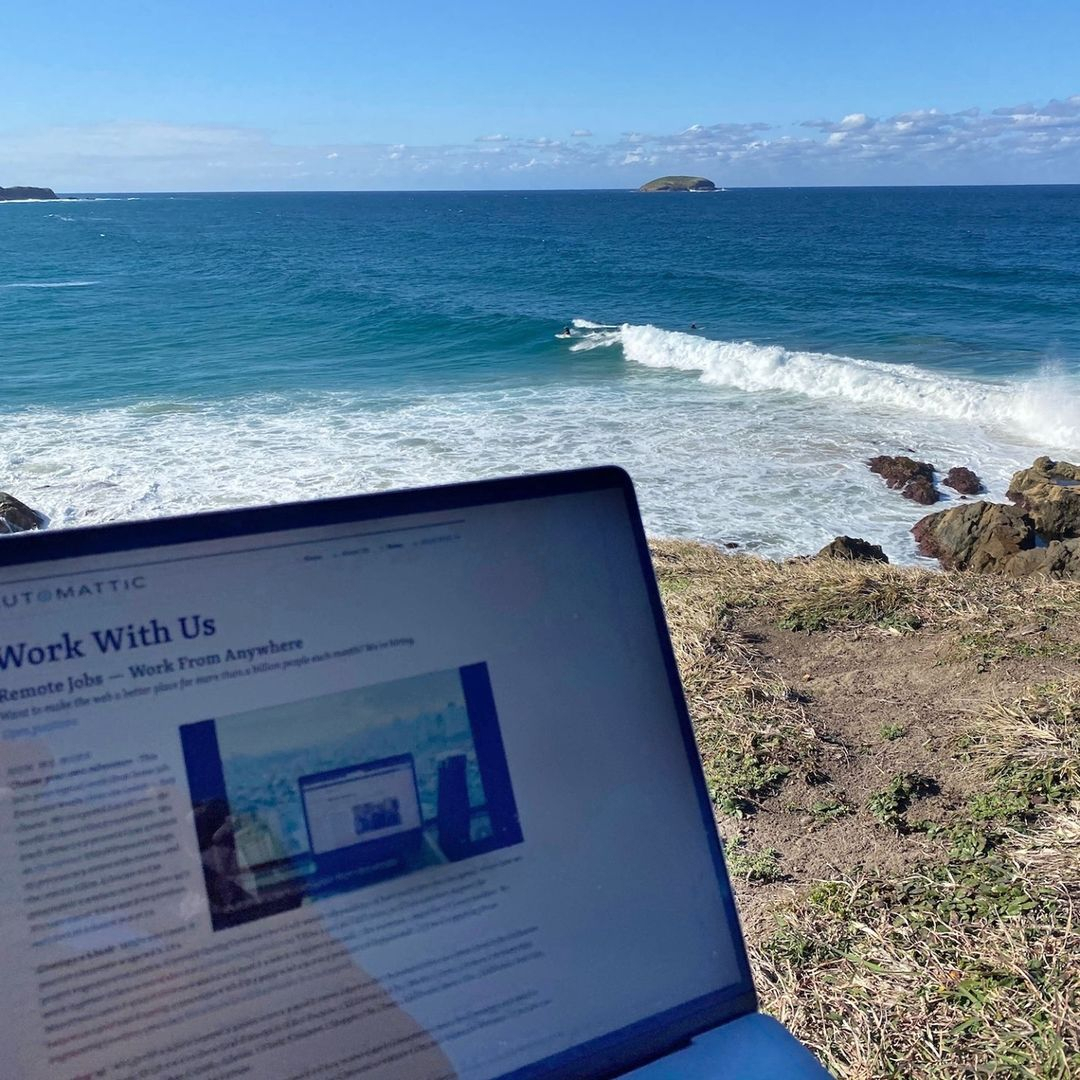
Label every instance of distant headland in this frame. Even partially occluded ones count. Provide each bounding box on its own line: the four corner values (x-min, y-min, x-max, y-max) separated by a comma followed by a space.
0, 185, 58, 201
639, 176, 717, 192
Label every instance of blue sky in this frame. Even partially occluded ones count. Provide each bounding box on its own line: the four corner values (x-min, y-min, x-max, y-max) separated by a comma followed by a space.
3, 0, 1079, 190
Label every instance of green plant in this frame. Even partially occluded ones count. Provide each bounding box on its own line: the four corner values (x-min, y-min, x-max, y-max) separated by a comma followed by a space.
968, 790, 1033, 822
810, 797, 853, 822
657, 572, 692, 595
880, 722, 906, 741
707, 749, 790, 816
725, 837, 784, 883
868, 771, 937, 830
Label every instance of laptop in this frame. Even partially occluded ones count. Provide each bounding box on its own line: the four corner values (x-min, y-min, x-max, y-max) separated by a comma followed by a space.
0, 466, 830, 1079
299, 754, 427, 875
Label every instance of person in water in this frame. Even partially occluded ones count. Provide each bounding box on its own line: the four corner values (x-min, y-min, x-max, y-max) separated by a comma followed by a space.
689, 323, 699, 330
562, 326, 572, 335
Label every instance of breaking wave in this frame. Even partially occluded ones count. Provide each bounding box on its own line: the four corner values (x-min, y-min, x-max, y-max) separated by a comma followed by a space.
571, 323, 1080, 451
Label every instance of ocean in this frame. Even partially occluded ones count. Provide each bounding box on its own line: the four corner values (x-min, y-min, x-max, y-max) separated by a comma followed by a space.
2, 186, 1079, 562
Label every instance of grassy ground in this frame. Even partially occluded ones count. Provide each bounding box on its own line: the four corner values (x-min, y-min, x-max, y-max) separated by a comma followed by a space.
652, 540, 1080, 1079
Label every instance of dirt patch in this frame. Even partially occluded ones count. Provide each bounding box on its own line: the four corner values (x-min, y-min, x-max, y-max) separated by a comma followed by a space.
725, 617, 1080, 935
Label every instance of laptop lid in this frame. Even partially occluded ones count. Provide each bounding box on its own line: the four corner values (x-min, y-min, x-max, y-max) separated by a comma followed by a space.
0, 467, 756, 1079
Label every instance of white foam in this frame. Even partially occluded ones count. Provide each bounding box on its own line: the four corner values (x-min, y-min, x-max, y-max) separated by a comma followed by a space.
0, 281, 98, 289
571, 318, 620, 329
572, 323, 1080, 450
0, 372, 1061, 565
2, 326, 1075, 565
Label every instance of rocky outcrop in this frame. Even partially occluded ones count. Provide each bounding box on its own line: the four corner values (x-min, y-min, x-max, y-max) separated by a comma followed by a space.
639, 175, 717, 192
1006, 457, 1080, 540
912, 457, 1080, 579
868, 455, 939, 505
817, 536, 889, 563
912, 502, 1035, 572
942, 467, 983, 495
1004, 539, 1080, 579
0, 492, 46, 534
0, 186, 58, 201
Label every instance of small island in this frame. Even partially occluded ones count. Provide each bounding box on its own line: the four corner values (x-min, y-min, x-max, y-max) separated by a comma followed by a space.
639, 175, 717, 192
0, 185, 58, 201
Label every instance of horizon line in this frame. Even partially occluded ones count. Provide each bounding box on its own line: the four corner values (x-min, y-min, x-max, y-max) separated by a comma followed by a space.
22, 181, 1080, 196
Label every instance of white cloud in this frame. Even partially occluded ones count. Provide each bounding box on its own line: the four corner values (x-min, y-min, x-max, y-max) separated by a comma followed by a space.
571, 128, 593, 137
839, 112, 872, 131
5, 93, 1079, 190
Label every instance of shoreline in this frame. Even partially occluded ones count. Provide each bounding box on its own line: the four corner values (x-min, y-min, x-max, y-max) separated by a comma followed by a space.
4, 453, 1077, 578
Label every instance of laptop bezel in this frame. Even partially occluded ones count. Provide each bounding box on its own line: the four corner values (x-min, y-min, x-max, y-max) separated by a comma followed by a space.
0, 466, 759, 1078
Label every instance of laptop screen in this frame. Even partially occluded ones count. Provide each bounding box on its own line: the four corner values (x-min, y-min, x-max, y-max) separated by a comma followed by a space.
0, 468, 754, 1079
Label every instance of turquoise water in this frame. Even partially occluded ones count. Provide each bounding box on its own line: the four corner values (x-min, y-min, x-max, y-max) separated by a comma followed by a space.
2, 187, 1079, 560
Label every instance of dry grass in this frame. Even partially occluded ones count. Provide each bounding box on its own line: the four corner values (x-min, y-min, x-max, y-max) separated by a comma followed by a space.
652, 538, 1080, 641
757, 858, 1078, 1078
655, 544, 821, 816
652, 540, 1080, 1079
1010, 811, 1080, 896
967, 681, 1080, 806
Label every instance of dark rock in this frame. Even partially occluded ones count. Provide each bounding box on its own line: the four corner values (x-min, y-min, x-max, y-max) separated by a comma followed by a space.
912, 501, 1035, 573
868, 454, 940, 504
1006, 456, 1080, 540
0, 492, 46, 534
869, 455, 933, 488
0, 185, 58, 201
817, 536, 889, 563
724, 541, 740, 549
942, 467, 983, 495
904, 476, 939, 505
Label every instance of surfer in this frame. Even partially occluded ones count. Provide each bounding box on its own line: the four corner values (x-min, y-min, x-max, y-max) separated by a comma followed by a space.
562, 326, 572, 336
689, 323, 699, 330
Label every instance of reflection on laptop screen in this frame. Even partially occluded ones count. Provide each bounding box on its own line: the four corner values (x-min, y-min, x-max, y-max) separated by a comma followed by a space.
0, 470, 753, 1079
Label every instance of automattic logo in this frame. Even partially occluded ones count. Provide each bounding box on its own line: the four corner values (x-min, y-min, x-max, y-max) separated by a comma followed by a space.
1, 576, 148, 611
